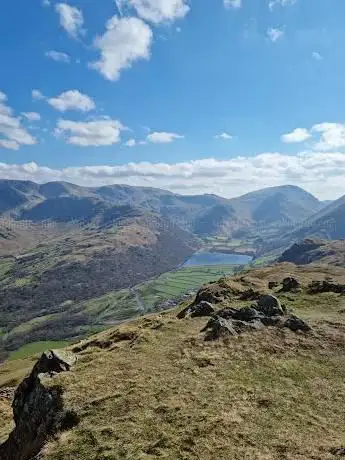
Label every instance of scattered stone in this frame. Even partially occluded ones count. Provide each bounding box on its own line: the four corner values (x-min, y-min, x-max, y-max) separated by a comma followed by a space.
193, 282, 236, 305
231, 319, 264, 332
190, 301, 215, 318
215, 308, 239, 320
232, 306, 262, 322
268, 281, 279, 290
256, 295, 284, 316
280, 277, 301, 292
177, 301, 215, 319
260, 316, 284, 327
239, 289, 261, 301
201, 316, 238, 341
330, 447, 345, 456
283, 315, 312, 332
308, 280, 345, 295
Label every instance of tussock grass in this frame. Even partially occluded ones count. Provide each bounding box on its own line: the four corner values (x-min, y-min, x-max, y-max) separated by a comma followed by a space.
3, 262, 345, 459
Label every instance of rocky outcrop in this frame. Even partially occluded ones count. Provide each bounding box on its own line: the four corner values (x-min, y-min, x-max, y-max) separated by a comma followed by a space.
308, 280, 345, 294
177, 301, 215, 319
197, 297, 311, 341
278, 238, 324, 265
0, 349, 78, 460
256, 295, 284, 316
280, 277, 301, 293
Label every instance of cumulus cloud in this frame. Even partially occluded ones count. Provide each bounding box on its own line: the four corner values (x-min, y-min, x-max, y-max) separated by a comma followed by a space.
125, 138, 137, 147
90, 16, 153, 81
55, 3, 85, 39
116, 0, 190, 24
32, 90, 45, 101
268, 0, 297, 10
21, 112, 41, 122
312, 123, 345, 151
281, 128, 311, 143
0, 92, 37, 150
47, 90, 96, 112
214, 132, 233, 140
224, 0, 242, 9
312, 51, 323, 61
267, 27, 284, 42
45, 50, 71, 63
55, 118, 125, 146
147, 131, 184, 143
2, 151, 345, 199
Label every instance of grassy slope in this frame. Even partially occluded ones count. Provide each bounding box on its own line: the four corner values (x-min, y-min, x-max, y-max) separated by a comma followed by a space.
2, 262, 345, 458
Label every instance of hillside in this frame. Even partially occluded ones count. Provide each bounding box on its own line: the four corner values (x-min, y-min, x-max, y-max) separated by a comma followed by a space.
279, 238, 345, 266
2, 262, 345, 459
260, 195, 345, 256
0, 213, 199, 361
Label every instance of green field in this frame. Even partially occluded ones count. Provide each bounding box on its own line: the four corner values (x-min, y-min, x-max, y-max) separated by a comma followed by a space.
8, 340, 73, 361
3, 264, 247, 362
136, 265, 236, 310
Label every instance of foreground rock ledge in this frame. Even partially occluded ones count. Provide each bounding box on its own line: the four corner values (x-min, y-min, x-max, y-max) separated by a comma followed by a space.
0, 350, 78, 460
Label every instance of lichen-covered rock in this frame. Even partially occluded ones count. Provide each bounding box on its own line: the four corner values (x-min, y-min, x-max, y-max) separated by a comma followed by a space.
201, 316, 238, 341
256, 295, 284, 316
0, 350, 78, 460
239, 289, 261, 301
232, 306, 262, 322
283, 315, 311, 332
308, 280, 345, 294
32, 349, 76, 378
177, 301, 215, 319
281, 277, 301, 292
268, 281, 279, 290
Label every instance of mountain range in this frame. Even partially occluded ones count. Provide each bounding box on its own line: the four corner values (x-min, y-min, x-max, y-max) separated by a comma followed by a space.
1, 179, 345, 361
0, 180, 329, 247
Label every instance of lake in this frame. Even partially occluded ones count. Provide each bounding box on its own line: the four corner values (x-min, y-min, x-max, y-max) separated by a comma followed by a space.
184, 251, 253, 267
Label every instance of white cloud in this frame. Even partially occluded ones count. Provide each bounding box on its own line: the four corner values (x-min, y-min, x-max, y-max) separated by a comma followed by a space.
3, 151, 345, 199
147, 131, 184, 143
47, 90, 96, 112
224, 0, 242, 9
312, 51, 323, 61
55, 3, 85, 39
214, 132, 233, 140
21, 112, 41, 122
0, 92, 37, 150
267, 27, 284, 42
125, 138, 137, 147
90, 16, 153, 81
45, 50, 71, 63
116, 0, 190, 24
32, 90, 44, 101
281, 128, 311, 143
269, 0, 297, 10
312, 123, 345, 151
55, 118, 125, 146
0, 140, 20, 150
42, 0, 51, 6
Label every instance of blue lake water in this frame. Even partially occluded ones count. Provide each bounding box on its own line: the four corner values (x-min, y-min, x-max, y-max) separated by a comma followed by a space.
184, 251, 253, 267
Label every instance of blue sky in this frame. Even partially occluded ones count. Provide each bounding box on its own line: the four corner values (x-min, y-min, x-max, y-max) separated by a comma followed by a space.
1, 0, 345, 199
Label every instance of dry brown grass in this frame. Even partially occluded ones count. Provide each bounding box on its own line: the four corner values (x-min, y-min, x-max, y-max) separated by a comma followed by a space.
3, 262, 345, 459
